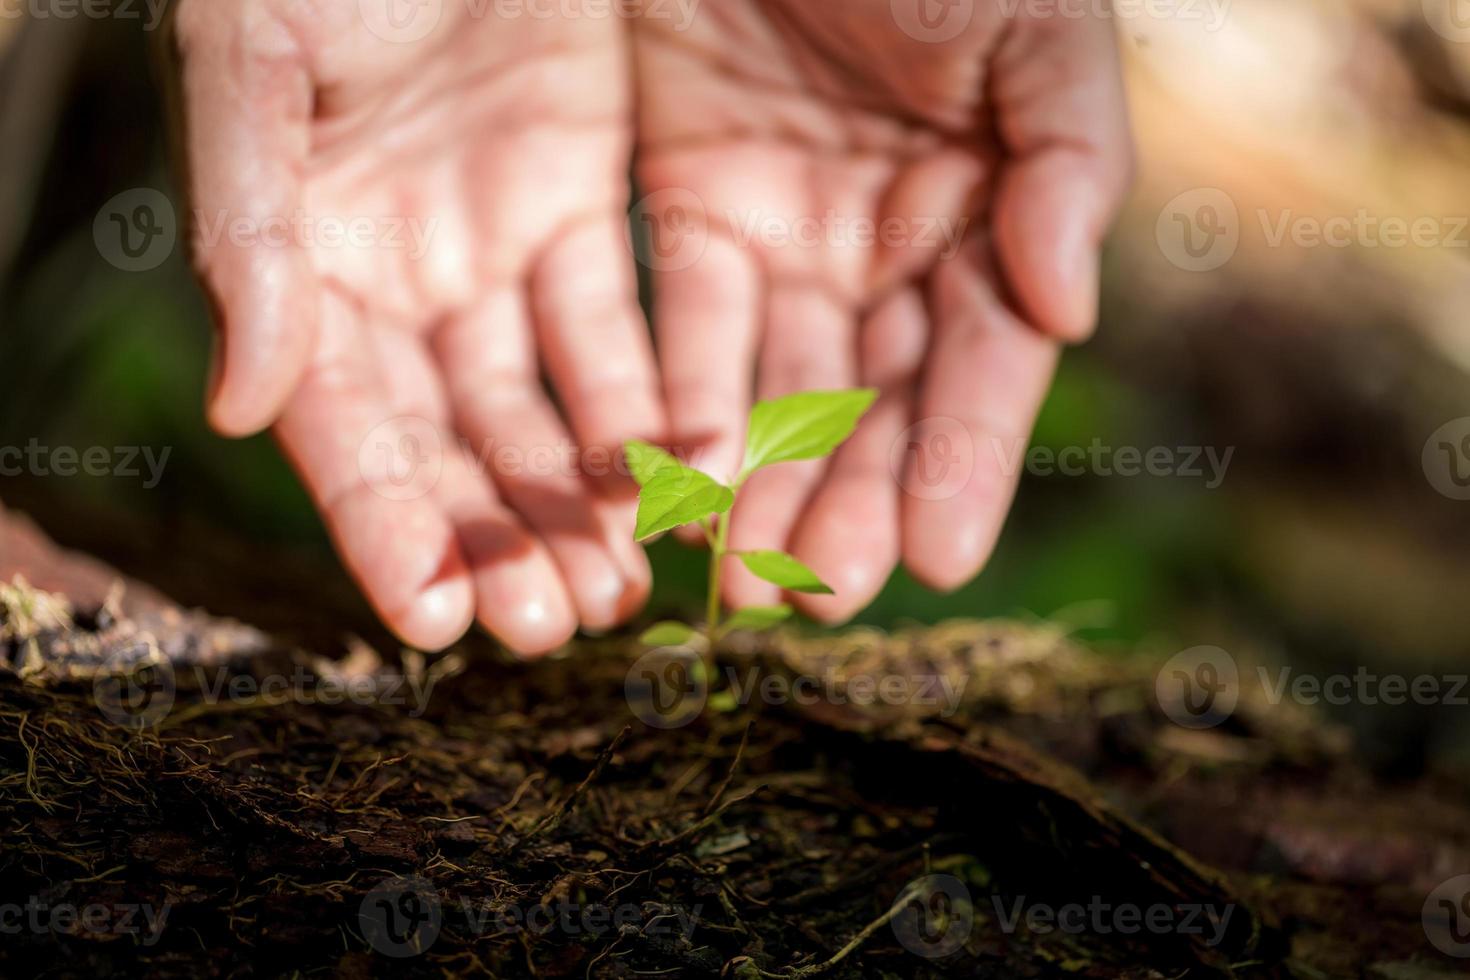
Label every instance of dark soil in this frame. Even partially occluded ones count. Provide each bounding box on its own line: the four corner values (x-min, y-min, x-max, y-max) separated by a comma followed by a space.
1, 510, 1467, 979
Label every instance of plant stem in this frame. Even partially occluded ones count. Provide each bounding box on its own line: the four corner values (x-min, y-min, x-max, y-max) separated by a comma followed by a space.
705, 511, 732, 652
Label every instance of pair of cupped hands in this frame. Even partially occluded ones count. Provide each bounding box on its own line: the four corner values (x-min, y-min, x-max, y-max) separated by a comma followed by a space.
169, 0, 1133, 655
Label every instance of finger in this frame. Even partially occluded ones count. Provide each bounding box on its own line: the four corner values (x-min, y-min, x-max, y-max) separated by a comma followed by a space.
651, 232, 762, 477
171, 3, 316, 436
991, 13, 1135, 342
869, 148, 987, 299
788, 287, 929, 623
724, 285, 857, 610
365, 324, 451, 426
533, 213, 666, 499
275, 289, 474, 650
902, 240, 1058, 591
366, 328, 576, 656
434, 450, 578, 656
435, 288, 647, 630
787, 287, 923, 620
647, 233, 761, 544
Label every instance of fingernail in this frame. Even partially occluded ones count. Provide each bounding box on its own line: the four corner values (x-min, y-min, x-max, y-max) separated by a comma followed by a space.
1062, 230, 1100, 340
574, 564, 629, 632
400, 579, 472, 651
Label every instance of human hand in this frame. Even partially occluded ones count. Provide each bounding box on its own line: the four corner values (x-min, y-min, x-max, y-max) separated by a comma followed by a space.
632, 0, 1134, 620
170, 0, 663, 653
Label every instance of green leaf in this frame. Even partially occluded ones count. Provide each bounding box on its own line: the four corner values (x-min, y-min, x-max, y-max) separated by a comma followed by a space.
707, 690, 739, 713
722, 604, 793, 631
736, 551, 832, 594
630, 449, 734, 540
740, 389, 878, 476
639, 621, 699, 647
624, 439, 681, 486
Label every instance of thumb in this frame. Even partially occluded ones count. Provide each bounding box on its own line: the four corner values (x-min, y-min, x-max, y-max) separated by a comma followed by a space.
168, 1, 316, 437
991, 13, 1135, 343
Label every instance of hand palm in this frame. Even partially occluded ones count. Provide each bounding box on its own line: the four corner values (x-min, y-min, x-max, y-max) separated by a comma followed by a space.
175, 2, 662, 651
633, 0, 1131, 618
175, 0, 1129, 650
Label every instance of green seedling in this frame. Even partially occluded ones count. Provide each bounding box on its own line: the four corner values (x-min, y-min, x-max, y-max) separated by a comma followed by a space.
624, 388, 877, 654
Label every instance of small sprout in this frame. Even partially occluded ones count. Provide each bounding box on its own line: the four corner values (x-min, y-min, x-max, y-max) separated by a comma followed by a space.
625, 388, 877, 654
624, 440, 734, 541
721, 605, 793, 631
740, 389, 879, 473
638, 621, 702, 648
735, 551, 832, 595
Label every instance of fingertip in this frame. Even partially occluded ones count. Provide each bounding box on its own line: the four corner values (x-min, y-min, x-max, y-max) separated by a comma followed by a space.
488, 593, 577, 659
787, 517, 893, 626
996, 155, 1107, 344
789, 558, 886, 625
205, 309, 313, 437
791, 589, 862, 626
903, 559, 973, 596
568, 556, 635, 632
469, 538, 579, 657
608, 554, 652, 628
207, 386, 285, 439
901, 497, 1001, 595
393, 577, 476, 652
598, 498, 653, 626
673, 524, 707, 548
1047, 229, 1101, 343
